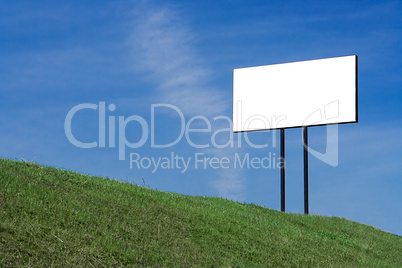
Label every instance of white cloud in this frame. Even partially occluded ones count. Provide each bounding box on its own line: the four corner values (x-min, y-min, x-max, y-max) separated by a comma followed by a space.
131, 6, 226, 117
212, 170, 246, 202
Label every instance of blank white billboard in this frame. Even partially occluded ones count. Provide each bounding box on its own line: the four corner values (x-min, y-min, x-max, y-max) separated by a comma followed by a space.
233, 55, 357, 132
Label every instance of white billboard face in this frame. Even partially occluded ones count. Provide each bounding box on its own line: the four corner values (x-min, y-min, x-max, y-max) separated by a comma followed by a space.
233, 55, 357, 132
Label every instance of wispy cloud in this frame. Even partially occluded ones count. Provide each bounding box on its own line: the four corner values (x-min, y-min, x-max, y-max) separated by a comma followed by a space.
131, 6, 226, 117
212, 169, 246, 201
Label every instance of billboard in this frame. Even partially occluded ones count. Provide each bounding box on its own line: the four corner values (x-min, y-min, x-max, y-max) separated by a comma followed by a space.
233, 55, 358, 132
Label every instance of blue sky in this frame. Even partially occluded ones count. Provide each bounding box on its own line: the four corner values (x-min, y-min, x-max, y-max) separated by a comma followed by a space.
1, 0, 401, 236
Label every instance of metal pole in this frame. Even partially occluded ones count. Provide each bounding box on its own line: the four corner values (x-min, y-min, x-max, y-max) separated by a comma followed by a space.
303, 126, 309, 214
280, 129, 285, 212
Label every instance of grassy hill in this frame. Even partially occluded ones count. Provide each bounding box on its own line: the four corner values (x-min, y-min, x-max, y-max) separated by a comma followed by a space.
0, 158, 401, 267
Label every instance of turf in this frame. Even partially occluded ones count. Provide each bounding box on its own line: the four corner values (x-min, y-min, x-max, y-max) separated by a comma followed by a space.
0, 158, 401, 267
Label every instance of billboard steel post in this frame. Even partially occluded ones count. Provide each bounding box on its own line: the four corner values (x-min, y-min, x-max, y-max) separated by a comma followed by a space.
303, 127, 309, 214
280, 129, 285, 212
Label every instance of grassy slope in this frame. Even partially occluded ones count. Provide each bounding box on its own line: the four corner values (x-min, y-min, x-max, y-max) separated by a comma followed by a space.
0, 158, 401, 267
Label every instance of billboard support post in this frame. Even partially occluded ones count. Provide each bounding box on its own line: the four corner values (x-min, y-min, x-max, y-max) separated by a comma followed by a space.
280, 129, 285, 212
303, 127, 309, 214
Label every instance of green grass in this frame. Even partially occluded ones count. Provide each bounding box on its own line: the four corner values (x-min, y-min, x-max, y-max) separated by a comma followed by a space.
0, 158, 401, 267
